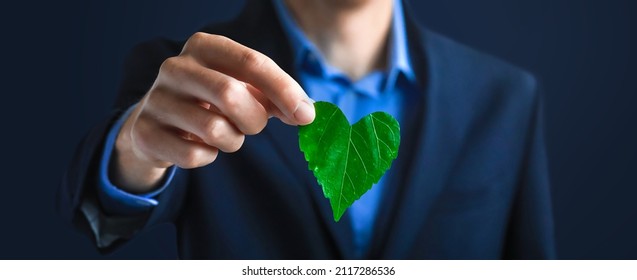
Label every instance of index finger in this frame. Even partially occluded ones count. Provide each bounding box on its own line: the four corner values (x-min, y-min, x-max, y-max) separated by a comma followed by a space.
182, 33, 315, 125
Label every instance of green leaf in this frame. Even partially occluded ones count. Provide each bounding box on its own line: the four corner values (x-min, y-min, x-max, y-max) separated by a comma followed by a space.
299, 101, 400, 221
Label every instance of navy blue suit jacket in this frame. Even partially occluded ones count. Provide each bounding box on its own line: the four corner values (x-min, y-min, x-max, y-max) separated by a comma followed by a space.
58, 0, 556, 259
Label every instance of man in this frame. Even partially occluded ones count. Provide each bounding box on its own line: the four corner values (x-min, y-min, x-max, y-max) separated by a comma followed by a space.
59, 0, 556, 259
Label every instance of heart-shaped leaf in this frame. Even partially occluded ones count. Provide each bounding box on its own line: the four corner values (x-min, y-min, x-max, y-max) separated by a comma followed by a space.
299, 101, 400, 221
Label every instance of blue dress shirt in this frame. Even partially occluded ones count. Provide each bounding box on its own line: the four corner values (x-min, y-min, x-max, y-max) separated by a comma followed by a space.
98, 0, 417, 257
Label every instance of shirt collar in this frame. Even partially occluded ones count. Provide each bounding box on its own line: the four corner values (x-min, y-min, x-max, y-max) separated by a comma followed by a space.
272, 0, 415, 93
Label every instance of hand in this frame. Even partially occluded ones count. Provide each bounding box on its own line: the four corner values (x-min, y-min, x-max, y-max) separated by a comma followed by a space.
112, 32, 315, 193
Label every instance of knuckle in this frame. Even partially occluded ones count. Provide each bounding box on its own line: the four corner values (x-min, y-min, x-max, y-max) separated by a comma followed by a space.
241, 50, 268, 71
199, 34, 232, 52
209, 128, 226, 145
191, 32, 208, 41
177, 150, 198, 169
210, 34, 231, 44
203, 116, 225, 142
226, 135, 245, 153
217, 82, 244, 114
217, 79, 244, 98
200, 114, 218, 132
243, 115, 268, 135
178, 147, 208, 169
185, 32, 208, 50
159, 57, 183, 77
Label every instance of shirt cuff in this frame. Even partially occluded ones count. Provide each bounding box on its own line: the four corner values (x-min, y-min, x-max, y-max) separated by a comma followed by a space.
97, 106, 176, 215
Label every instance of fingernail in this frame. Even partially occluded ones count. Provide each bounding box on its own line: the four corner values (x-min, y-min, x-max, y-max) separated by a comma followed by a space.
293, 100, 315, 125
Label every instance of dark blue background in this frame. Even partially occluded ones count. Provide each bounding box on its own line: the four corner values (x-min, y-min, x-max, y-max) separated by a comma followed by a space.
1, 0, 635, 259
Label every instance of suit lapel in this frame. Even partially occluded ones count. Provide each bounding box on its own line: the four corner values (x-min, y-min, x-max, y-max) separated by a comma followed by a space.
221, 0, 356, 259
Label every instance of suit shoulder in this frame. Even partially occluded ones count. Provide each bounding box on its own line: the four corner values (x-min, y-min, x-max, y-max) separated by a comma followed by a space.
421, 29, 538, 100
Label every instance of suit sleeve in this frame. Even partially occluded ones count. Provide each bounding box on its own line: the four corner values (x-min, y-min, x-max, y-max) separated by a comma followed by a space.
503, 85, 557, 259
56, 39, 188, 253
